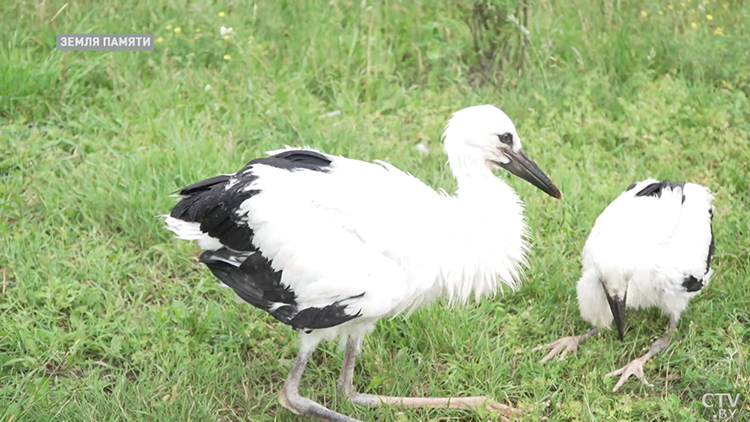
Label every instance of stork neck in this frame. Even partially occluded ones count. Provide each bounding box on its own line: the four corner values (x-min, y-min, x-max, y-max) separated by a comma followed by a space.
450, 158, 509, 199
448, 158, 525, 242
434, 155, 527, 306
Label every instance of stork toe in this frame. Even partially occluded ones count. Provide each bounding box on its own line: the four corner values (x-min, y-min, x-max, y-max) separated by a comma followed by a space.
485, 399, 525, 420
533, 336, 580, 364
606, 356, 654, 392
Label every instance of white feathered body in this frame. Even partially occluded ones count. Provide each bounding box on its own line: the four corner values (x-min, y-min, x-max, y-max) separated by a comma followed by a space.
577, 179, 715, 329
165, 147, 529, 346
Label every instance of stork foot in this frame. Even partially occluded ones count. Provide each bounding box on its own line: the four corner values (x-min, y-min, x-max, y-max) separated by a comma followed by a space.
279, 386, 362, 422
605, 355, 654, 392
533, 328, 599, 364
533, 336, 581, 363
347, 393, 523, 421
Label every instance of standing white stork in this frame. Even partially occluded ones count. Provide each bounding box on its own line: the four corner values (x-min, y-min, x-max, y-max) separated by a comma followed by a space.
164, 105, 561, 421
534, 179, 715, 392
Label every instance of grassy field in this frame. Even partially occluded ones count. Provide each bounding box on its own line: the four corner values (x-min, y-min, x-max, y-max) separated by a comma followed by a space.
2, 0, 749, 421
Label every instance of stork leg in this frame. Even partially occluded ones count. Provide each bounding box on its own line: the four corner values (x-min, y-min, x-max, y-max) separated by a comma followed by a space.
278, 343, 363, 422
336, 336, 523, 420
533, 328, 600, 363
605, 317, 678, 392
336, 335, 362, 397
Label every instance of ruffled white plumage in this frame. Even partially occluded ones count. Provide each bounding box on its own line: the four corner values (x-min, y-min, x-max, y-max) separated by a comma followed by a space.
236, 146, 528, 325
577, 178, 714, 328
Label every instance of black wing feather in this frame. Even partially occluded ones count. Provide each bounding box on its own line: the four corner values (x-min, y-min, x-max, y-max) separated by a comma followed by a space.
634, 180, 686, 201
200, 250, 362, 330
173, 174, 232, 195
681, 194, 715, 293
706, 209, 715, 273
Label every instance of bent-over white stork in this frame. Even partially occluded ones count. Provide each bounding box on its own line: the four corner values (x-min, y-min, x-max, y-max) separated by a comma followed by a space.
164, 105, 561, 421
534, 179, 715, 392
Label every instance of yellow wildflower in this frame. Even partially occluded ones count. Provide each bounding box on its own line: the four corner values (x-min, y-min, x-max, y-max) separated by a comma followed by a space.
155, 36, 164, 43
691, 22, 698, 29
641, 10, 648, 17
223, 35, 230, 40
196, 28, 201, 33
706, 14, 713, 20
714, 27, 724, 35
218, 11, 226, 17
668, 4, 674, 9
174, 27, 182, 34
658, 10, 664, 15
165, 24, 173, 31
223, 54, 231, 60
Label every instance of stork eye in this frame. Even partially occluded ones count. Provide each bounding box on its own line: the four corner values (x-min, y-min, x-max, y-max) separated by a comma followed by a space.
498, 132, 513, 146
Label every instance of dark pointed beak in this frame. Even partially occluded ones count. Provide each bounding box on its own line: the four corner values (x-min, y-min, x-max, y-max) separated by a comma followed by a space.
496, 148, 561, 199
604, 290, 627, 341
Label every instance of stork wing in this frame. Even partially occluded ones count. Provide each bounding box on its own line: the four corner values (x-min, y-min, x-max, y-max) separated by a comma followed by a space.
584, 180, 684, 260
583, 179, 714, 283
267, 151, 446, 259
165, 149, 445, 329
664, 183, 714, 282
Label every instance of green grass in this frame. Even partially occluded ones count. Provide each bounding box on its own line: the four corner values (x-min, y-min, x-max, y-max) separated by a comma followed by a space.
1, 0, 749, 421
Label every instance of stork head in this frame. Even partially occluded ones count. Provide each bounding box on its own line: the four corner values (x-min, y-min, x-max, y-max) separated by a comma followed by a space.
442, 105, 561, 199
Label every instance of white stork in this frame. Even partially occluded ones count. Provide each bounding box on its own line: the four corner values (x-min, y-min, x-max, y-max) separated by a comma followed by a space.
534, 179, 715, 392
164, 105, 561, 421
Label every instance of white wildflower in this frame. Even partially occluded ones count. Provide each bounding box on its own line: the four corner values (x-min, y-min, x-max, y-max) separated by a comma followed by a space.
414, 143, 430, 156
318, 110, 342, 119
